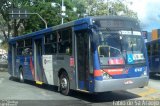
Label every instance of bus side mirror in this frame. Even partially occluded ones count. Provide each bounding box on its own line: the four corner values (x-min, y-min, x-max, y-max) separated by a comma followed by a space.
91, 29, 99, 46
89, 25, 99, 45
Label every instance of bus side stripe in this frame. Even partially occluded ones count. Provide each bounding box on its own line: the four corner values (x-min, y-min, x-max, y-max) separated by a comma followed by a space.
94, 70, 103, 76
103, 68, 123, 75
30, 57, 35, 80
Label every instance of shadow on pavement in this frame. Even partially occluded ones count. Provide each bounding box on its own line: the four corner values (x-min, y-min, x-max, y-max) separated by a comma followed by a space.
69, 90, 140, 103
9, 76, 59, 92
9, 76, 140, 103
149, 74, 160, 80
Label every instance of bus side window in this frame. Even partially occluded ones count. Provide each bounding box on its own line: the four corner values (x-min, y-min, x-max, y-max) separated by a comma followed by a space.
65, 42, 71, 55
24, 39, 32, 56
44, 32, 57, 54
22, 48, 32, 56
17, 48, 23, 55
16, 40, 24, 56
58, 28, 72, 55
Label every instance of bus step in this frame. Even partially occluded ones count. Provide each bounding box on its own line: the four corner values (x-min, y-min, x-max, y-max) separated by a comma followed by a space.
77, 89, 89, 93
36, 81, 43, 85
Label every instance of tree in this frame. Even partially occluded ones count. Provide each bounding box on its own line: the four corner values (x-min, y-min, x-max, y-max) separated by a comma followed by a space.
23, 0, 78, 33
0, 0, 138, 41
73, 0, 138, 18
0, 0, 29, 40
0, 0, 11, 41
0, 0, 78, 36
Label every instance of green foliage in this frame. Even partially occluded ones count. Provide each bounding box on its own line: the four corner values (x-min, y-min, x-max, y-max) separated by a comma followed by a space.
0, 41, 8, 51
73, 0, 138, 19
0, 0, 138, 39
20, 0, 78, 34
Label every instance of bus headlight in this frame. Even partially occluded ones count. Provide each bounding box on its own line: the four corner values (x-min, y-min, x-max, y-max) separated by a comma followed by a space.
143, 70, 147, 76
142, 67, 147, 76
102, 73, 112, 80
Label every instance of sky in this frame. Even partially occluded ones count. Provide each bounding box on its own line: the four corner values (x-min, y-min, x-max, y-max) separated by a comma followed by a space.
128, 0, 160, 32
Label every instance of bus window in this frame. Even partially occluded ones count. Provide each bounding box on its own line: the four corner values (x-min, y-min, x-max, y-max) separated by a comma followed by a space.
16, 39, 32, 56
17, 40, 24, 56
58, 28, 72, 55
22, 48, 32, 55
17, 48, 23, 55
44, 32, 57, 54
25, 39, 32, 47
24, 39, 32, 56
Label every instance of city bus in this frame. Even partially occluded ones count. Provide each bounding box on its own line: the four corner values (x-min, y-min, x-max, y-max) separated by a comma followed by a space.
8, 16, 149, 95
146, 39, 160, 76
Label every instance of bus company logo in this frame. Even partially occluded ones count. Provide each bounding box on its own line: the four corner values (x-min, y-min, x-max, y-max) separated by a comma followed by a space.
44, 59, 51, 64
44, 59, 47, 64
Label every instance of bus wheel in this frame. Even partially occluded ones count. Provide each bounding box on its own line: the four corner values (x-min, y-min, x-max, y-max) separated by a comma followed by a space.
60, 72, 70, 95
19, 68, 24, 83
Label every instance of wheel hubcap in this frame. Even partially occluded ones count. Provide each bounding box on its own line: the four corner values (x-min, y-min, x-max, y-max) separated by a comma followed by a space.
61, 78, 67, 89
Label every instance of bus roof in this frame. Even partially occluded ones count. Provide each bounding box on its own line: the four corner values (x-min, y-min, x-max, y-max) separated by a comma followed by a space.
9, 15, 138, 42
9, 17, 91, 42
91, 15, 137, 21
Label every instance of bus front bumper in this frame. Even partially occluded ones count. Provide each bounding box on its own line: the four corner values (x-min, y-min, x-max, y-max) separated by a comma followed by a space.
94, 76, 149, 92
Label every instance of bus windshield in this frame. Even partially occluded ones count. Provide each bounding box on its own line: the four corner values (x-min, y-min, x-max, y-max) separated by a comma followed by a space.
98, 30, 146, 66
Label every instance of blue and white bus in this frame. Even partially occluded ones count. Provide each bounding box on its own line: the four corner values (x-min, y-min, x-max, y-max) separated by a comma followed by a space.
8, 16, 149, 95
146, 39, 160, 76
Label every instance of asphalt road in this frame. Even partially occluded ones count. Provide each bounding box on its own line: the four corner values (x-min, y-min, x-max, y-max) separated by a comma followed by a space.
0, 72, 160, 106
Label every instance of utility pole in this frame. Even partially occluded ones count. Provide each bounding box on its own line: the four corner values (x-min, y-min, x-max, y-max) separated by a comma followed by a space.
61, 0, 66, 24
9, 10, 48, 29
107, 0, 109, 15
61, 0, 64, 24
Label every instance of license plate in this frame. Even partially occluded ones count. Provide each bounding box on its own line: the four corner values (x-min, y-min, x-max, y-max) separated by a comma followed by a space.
124, 80, 133, 85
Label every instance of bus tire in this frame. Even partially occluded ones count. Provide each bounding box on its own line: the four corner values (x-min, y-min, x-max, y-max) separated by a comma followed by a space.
19, 67, 24, 83
59, 72, 70, 95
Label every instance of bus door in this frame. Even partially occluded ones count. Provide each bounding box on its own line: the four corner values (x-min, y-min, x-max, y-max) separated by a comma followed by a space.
11, 44, 16, 76
75, 30, 90, 91
151, 42, 160, 72
34, 39, 43, 82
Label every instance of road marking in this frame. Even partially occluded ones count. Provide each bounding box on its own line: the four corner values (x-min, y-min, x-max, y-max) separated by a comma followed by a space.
138, 87, 158, 97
